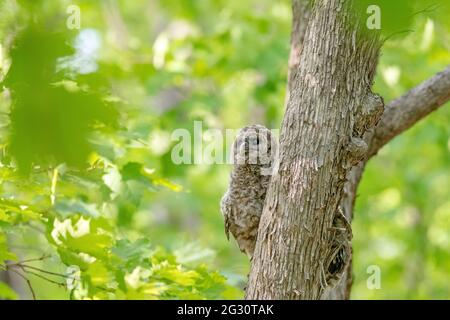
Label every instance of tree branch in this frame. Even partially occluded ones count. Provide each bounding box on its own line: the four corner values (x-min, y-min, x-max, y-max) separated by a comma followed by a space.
369, 65, 450, 157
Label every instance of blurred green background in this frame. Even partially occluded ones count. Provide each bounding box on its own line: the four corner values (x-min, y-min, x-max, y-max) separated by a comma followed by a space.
0, 0, 449, 299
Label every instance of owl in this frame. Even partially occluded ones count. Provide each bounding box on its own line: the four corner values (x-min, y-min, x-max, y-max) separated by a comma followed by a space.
220, 124, 277, 258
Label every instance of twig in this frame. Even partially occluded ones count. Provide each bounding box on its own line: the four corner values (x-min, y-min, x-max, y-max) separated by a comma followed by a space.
20, 264, 75, 279
16, 254, 51, 264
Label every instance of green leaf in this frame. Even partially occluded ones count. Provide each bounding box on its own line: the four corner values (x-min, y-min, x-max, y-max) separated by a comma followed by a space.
54, 199, 100, 218
0, 210, 11, 223
85, 261, 112, 287
0, 233, 17, 264
4, 25, 118, 173
57, 248, 90, 271
0, 199, 41, 221
153, 263, 199, 286
64, 233, 113, 259
112, 238, 153, 264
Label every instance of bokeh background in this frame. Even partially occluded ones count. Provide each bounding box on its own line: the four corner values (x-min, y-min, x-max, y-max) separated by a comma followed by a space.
0, 0, 449, 299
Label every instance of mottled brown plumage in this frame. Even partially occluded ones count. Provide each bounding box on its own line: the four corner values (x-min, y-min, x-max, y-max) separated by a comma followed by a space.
220, 125, 277, 258
324, 208, 352, 288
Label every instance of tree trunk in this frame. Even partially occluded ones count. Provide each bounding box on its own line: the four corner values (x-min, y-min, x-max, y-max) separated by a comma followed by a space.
246, 0, 382, 299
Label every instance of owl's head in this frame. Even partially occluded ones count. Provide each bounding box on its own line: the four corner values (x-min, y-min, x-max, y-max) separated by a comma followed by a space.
233, 125, 277, 169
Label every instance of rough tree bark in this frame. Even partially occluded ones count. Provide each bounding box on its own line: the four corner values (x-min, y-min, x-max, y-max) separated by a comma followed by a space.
323, 65, 450, 300
245, 0, 450, 300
